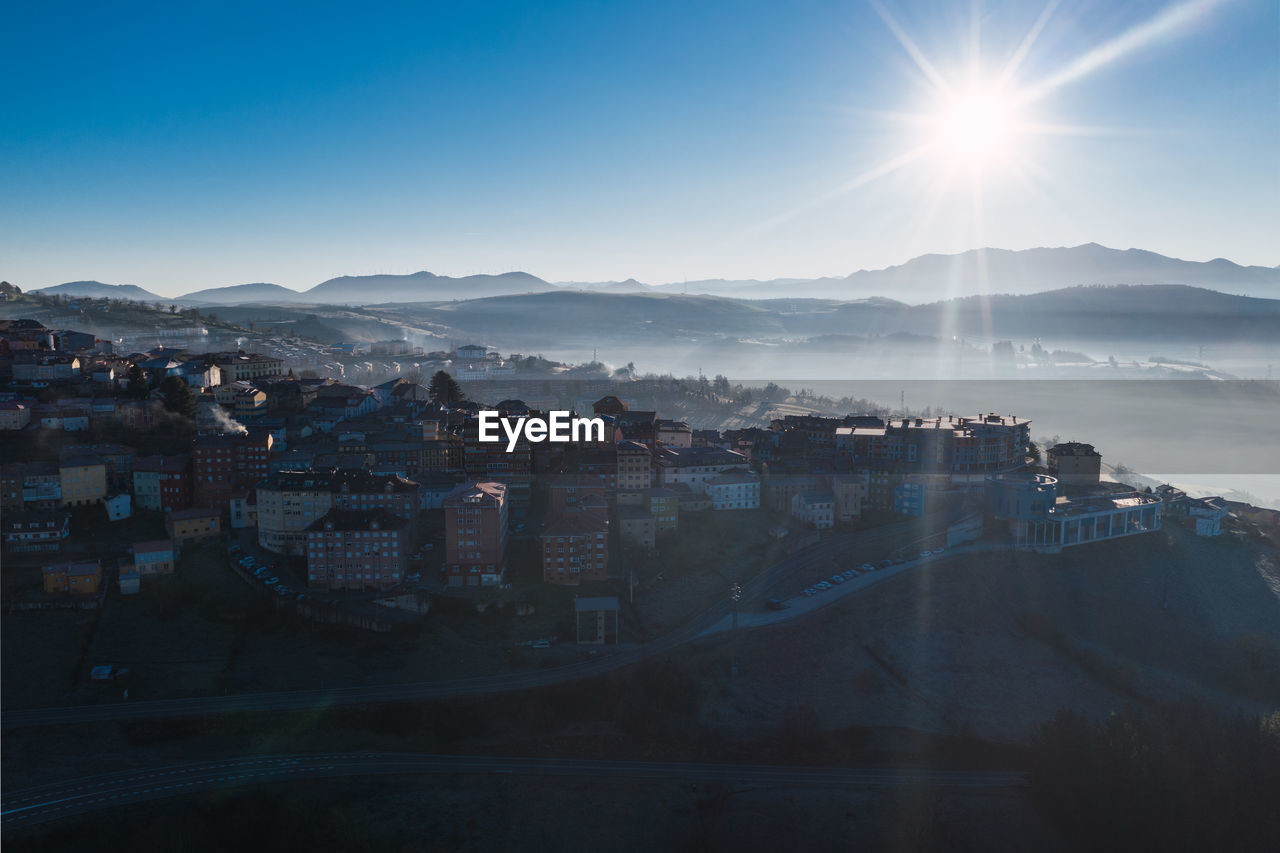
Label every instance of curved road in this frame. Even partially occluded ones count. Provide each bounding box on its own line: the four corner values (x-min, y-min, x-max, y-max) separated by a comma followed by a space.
1, 751, 1027, 829
1, 514, 955, 730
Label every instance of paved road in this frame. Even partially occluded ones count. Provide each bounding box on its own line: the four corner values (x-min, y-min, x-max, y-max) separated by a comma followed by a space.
1, 513, 956, 730
1, 751, 1028, 829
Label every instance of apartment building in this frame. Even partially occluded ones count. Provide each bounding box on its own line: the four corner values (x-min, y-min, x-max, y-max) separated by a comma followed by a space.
132, 454, 192, 512
58, 456, 107, 507
256, 469, 419, 555
654, 446, 751, 495
132, 539, 176, 575
541, 510, 609, 585
191, 431, 273, 511
443, 481, 508, 587
616, 440, 652, 493
305, 508, 408, 591
707, 468, 760, 510
43, 560, 102, 595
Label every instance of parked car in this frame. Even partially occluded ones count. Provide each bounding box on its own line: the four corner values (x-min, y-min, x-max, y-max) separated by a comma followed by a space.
532, 640, 551, 649
934, 546, 946, 553
878, 560, 892, 569
892, 557, 906, 565
803, 587, 817, 597
861, 563, 876, 572
919, 550, 932, 558
815, 581, 832, 590
264, 576, 279, 585
766, 598, 786, 610
843, 569, 856, 579
829, 575, 844, 585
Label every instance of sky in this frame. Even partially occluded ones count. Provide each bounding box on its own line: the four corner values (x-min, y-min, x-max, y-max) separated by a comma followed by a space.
2, 0, 1277, 295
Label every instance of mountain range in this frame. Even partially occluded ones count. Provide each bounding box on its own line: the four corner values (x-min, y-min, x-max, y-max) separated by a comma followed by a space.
28, 243, 1279, 306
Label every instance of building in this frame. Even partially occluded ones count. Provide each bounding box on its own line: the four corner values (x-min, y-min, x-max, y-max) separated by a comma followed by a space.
443, 481, 508, 587
654, 446, 751, 494
646, 487, 679, 532
456, 344, 489, 360
105, 492, 132, 521
167, 507, 222, 548
58, 456, 107, 507
132, 454, 192, 513
213, 351, 284, 383
132, 539, 176, 575
792, 491, 835, 529
616, 440, 652, 493
835, 413, 1032, 479
1047, 442, 1103, 485
707, 468, 760, 510
984, 473, 1161, 551
2, 511, 71, 554
191, 431, 273, 511
43, 560, 102, 595
255, 469, 420, 555
0, 400, 31, 430
541, 510, 609, 585
64, 443, 136, 490
617, 504, 657, 548
574, 596, 620, 644
829, 472, 868, 521
656, 419, 693, 448
762, 473, 825, 513
305, 509, 408, 591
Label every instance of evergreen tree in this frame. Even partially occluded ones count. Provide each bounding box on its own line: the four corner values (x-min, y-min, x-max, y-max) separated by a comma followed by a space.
428, 370, 464, 405
158, 375, 196, 418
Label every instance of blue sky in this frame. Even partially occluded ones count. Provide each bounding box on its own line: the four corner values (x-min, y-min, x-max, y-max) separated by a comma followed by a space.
2, 0, 1276, 294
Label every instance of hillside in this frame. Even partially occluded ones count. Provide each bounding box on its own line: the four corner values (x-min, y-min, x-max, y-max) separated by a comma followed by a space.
30, 281, 167, 302
304, 270, 555, 303
176, 282, 302, 304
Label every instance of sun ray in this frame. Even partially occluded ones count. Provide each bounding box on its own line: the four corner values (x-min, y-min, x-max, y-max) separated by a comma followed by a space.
867, 0, 953, 97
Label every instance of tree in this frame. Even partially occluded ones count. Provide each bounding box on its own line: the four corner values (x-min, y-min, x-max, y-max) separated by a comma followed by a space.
125, 364, 150, 399
158, 376, 196, 418
428, 370, 464, 405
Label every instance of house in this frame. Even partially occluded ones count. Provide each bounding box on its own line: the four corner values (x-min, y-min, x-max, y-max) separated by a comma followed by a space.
132, 539, 176, 575
305, 508, 408, 591
43, 560, 102, 595
132, 454, 191, 512
118, 568, 141, 595
167, 507, 222, 548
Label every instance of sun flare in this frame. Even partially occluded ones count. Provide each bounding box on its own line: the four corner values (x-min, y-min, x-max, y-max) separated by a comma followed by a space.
940, 92, 1012, 159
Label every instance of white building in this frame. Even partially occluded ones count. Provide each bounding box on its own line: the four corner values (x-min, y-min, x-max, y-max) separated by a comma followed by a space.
792, 490, 835, 529
707, 468, 760, 511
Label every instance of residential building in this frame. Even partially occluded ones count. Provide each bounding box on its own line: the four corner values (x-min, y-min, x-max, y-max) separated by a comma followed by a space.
541, 510, 609, 585
656, 419, 692, 448
105, 492, 132, 521
443, 481, 508, 587
132, 454, 192, 512
792, 491, 835, 529
191, 431, 273, 511
167, 507, 222, 548
2, 511, 71, 554
305, 508, 408, 591
574, 596, 620, 644
829, 472, 868, 522
43, 560, 102, 595
58, 456, 107, 507
0, 400, 31, 430
654, 446, 751, 494
213, 351, 284, 383
132, 539, 176, 575
616, 440, 652, 493
64, 443, 136, 490
646, 487, 679, 532
617, 504, 656, 548
1047, 442, 1103, 485
707, 468, 760, 510
255, 469, 419, 555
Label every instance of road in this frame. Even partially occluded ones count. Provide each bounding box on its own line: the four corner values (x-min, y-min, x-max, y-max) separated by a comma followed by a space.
0, 512, 957, 730
0, 751, 1028, 829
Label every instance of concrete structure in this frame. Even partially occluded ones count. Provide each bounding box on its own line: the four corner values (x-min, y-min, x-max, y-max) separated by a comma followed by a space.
984, 473, 1161, 551
1047, 442, 1102, 485
305, 508, 408, 591
132, 539, 176, 575
444, 481, 508, 587
43, 560, 101, 595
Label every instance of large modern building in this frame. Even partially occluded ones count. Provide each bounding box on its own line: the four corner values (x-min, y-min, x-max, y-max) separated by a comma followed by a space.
984, 473, 1161, 551
443, 481, 508, 587
305, 508, 408, 591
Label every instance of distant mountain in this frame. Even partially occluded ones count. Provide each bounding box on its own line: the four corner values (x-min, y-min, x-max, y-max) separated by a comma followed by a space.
304, 270, 555, 304
32, 280, 168, 302
391, 284, 1280, 347
176, 282, 303, 304
554, 278, 651, 293
785, 244, 1280, 302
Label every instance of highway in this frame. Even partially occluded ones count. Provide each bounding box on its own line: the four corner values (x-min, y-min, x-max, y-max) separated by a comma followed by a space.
0, 512, 955, 730
1, 751, 1028, 829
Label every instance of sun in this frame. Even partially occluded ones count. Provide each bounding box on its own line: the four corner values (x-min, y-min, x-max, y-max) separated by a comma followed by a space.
940, 91, 1012, 159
